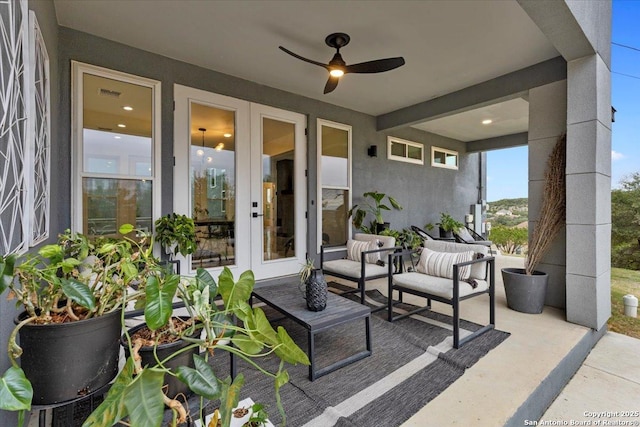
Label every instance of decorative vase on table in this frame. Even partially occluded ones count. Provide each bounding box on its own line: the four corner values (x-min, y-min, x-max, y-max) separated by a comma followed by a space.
305, 269, 328, 311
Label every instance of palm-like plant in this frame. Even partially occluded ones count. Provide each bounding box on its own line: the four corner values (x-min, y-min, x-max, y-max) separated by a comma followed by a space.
348, 191, 403, 233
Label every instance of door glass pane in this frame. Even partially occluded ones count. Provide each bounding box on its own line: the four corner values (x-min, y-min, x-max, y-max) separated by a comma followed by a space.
321, 125, 348, 187
262, 118, 295, 261
191, 103, 236, 268
322, 189, 348, 246
83, 178, 152, 237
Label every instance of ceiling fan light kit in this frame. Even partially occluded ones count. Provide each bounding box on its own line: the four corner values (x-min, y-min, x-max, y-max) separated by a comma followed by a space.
279, 32, 405, 94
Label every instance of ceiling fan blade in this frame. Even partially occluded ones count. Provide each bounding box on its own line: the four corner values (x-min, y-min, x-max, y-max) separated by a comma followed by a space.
323, 76, 340, 94
345, 57, 405, 74
279, 46, 328, 69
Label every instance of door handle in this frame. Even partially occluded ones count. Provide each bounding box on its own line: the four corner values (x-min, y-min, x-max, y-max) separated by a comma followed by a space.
252, 212, 264, 218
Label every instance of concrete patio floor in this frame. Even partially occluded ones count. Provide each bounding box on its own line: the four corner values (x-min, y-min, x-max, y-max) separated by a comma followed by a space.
346, 254, 620, 427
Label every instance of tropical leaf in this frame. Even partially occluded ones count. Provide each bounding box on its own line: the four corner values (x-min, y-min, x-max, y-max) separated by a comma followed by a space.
219, 375, 244, 427
121, 261, 138, 281
196, 267, 218, 301
38, 244, 63, 262
231, 333, 263, 355
0, 255, 16, 294
123, 368, 165, 427
81, 357, 135, 427
144, 274, 180, 330
247, 307, 278, 345
118, 224, 135, 235
218, 268, 254, 310
60, 278, 96, 310
175, 354, 220, 400
275, 326, 310, 365
0, 367, 32, 411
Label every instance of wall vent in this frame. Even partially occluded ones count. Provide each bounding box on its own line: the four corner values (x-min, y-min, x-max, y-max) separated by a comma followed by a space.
99, 88, 121, 98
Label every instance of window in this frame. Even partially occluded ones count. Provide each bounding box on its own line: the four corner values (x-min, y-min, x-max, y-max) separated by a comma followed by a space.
317, 119, 351, 251
387, 136, 424, 165
431, 146, 459, 170
72, 62, 161, 238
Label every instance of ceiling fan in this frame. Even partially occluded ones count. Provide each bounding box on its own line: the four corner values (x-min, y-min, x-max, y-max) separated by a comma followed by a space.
279, 32, 405, 94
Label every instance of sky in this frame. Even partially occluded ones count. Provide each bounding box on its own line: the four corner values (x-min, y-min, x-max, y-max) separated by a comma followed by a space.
486, 0, 640, 202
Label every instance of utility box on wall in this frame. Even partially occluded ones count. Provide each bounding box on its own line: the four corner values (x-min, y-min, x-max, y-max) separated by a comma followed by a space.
470, 203, 485, 237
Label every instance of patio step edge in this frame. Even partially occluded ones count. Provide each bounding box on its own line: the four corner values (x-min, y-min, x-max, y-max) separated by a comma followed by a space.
504, 325, 607, 427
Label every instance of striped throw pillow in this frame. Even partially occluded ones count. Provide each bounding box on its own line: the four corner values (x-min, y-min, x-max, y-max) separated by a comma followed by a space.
416, 248, 474, 280
346, 239, 380, 264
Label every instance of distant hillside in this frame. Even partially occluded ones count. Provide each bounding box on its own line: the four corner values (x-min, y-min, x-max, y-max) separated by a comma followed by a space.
487, 198, 528, 212
487, 197, 528, 227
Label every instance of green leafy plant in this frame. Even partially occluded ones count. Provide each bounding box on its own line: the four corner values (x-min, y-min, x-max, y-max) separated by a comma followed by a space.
348, 191, 403, 233
0, 224, 158, 425
298, 257, 315, 284
84, 267, 310, 427
154, 213, 197, 258
244, 402, 270, 426
435, 212, 464, 233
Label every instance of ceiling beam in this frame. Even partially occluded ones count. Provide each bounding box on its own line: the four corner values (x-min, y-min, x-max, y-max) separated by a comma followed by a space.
376, 56, 566, 132
465, 132, 529, 153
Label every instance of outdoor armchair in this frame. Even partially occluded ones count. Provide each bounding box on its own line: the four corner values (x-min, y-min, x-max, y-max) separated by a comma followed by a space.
321, 233, 400, 312
453, 226, 493, 254
387, 240, 495, 348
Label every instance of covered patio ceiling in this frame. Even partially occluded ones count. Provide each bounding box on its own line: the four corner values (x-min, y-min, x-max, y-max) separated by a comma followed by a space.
53, 0, 560, 143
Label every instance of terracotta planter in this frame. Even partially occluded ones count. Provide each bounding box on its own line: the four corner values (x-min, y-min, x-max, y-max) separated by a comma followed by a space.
16, 309, 122, 405
501, 268, 548, 314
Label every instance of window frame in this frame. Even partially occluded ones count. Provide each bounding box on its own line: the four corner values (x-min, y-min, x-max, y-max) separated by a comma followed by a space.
316, 118, 352, 253
71, 62, 162, 237
387, 136, 424, 165
431, 146, 459, 170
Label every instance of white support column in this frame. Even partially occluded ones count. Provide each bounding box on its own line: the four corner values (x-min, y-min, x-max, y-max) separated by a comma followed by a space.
565, 54, 612, 329
528, 80, 567, 309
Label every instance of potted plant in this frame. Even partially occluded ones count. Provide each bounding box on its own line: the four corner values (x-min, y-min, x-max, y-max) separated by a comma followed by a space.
83, 267, 310, 427
502, 134, 566, 314
299, 257, 327, 311
154, 213, 197, 258
348, 191, 403, 234
427, 213, 464, 239
0, 224, 158, 424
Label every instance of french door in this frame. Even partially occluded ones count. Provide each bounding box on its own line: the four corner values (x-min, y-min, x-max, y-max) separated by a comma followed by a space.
173, 85, 306, 280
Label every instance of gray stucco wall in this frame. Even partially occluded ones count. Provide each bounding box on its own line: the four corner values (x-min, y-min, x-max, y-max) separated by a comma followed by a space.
57, 27, 483, 254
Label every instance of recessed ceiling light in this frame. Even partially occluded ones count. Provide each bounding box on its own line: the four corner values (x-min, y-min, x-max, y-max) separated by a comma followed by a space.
215, 143, 224, 151
223, 133, 232, 138
482, 119, 493, 125
117, 123, 126, 128
123, 106, 133, 111
114, 136, 121, 139
196, 149, 204, 156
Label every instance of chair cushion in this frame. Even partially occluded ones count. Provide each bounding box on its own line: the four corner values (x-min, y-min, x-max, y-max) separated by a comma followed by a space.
393, 272, 488, 299
354, 233, 396, 263
457, 227, 476, 243
322, 259, 388, 279
416, 248, 473, 280
346, 239, 380, 264
423, 240, 489, 280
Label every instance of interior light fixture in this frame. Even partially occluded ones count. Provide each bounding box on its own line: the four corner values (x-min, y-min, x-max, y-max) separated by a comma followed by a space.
482, 119, 493, 125
114, 136, 121, 139
223, 133, 232, 138
215, 143, 224, 151
206, 156, 213, 163
117, 123, 126, 128
197, 127, 206, 156
123, 106, 133, 111
329, 68, 344, 78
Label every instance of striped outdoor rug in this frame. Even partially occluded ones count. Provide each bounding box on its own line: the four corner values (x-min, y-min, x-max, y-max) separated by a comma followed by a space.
200, 282, 509, 427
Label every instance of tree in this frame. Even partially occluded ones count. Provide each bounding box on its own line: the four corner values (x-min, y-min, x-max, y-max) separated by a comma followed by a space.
611, 172, 640, 270
489, 226, 528, 255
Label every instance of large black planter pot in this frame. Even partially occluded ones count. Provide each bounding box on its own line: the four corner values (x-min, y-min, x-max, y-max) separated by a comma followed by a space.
376, 222, 390, 234
501, 268, 548, 314
122, 320, 200, 399
305, 269, 327, 312
16, 309, 122, 405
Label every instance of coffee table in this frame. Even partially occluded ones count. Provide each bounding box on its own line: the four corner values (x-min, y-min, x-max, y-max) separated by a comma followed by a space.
252, 283, 372, 381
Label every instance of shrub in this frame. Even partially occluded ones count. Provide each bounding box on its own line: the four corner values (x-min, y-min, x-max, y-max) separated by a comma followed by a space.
490, 225, 528, 255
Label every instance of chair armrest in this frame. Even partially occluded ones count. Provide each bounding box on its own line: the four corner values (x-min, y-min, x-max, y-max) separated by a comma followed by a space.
453, 255, 495, 268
